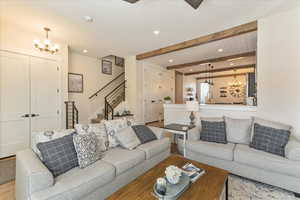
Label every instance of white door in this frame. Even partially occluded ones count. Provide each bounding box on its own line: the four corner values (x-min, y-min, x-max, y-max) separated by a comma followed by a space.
0, 51, 30, 157
30, 57, 61, 132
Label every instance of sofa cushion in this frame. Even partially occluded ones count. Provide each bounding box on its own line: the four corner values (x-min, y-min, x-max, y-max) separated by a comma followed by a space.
132, 125, 157, 144
137, 138, 170, 159
250, 123, 290, 157
200, 120, 227, 144
186, 140, 235, 161
225, 117, 252, 144
235, 144, 300, 178
37, 133, 78, 177
102, 147, 145, 175
51, 160, 115, 199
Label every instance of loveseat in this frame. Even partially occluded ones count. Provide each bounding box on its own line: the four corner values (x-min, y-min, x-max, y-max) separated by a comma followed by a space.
16, 126, 170, 200
185, 117, 300, 196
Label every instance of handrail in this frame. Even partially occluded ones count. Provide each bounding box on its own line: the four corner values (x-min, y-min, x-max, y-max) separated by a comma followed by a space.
105, 81, 126, 100
89, 72, 125, 99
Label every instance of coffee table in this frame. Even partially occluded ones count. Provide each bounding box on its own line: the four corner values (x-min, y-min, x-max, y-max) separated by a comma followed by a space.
107, 155, 229, 200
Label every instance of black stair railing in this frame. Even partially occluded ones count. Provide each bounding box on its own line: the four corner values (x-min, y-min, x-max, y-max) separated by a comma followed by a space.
104, 81, 126, 120
65, 101, 79, 129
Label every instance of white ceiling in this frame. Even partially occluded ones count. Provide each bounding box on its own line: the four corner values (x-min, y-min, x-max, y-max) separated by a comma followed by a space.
1, 0, 299, 58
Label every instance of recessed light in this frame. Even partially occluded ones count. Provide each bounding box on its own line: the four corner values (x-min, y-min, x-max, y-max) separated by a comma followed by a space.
168, 59, 173, 63
83, 16, 94, 23
83, 49, 88, 53
189, 69, 193, 72
218, 48, 223, 52
230, 63, 234, 66
153, 30, 160, 35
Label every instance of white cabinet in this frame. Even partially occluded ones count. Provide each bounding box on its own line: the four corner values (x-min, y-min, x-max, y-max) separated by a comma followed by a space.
0, 51, 61, 158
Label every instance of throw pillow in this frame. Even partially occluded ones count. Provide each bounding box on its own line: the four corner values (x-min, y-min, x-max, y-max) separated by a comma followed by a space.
73, 132, 102, 168
37, 133, 78, 177
132, 125, 157, 144
285, 136, 300, 161
224, 117, 252, 144
75, 122, 108, 151
250, 117, 292, 140
115, 127, 141, 150
32, 129, 75, 159
200, 120, 227, 144
104, 118, 129, 148
250, 123, 291, 157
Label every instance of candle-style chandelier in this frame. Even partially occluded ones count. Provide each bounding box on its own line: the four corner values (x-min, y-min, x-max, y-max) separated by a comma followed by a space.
33, 27, 59, 54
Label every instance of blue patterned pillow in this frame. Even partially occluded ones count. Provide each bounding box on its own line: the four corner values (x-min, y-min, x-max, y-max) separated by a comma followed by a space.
200, 121, 227, 144
132, 125, 157, 144
37, 133, 78, 177
250, 123, 290, 157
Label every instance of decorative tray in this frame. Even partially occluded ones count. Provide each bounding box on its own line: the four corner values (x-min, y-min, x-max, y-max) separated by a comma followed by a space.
153, 174, 191, 200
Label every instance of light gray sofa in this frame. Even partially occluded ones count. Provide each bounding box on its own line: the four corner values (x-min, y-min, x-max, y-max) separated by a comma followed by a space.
185, 126, 300, 196
16, 126, 170, 200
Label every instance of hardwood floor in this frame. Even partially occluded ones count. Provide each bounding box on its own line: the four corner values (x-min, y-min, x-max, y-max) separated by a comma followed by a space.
0, 181, 15, 200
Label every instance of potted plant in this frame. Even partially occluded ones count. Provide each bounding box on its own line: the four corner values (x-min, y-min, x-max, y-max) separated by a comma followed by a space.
164, 96, 172, 104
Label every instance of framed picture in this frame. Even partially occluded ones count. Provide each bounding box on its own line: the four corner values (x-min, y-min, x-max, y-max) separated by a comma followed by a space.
115, 56, 125, 67
102, 60, 112, 75
68, 73, 83, 93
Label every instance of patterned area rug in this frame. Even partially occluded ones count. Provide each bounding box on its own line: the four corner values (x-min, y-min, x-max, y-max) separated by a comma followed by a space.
229, 174, 299, 200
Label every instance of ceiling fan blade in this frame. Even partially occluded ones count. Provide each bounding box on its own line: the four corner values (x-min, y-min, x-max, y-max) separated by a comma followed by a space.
122, 0, 140, 3
184, 0, 204, 9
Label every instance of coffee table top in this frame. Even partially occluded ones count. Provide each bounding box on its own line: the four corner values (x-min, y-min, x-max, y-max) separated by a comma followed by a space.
107, 155, 228, 200
164, 124, 196, 132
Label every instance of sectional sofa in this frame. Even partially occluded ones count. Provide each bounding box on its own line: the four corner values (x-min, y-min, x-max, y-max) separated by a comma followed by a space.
16, 126, 170, 200
185, 117, 300, 196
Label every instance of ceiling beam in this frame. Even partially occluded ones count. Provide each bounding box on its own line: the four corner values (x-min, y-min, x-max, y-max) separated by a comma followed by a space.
185, 64, 255, 76
136, 21, 257, 60
196, 73, 247, 80
167, 51, 256, 70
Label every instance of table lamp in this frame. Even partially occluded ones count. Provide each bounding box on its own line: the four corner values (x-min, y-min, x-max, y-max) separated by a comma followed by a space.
186, 101, 199, 126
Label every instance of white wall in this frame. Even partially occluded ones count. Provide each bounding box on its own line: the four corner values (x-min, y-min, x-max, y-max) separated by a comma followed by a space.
164, 7, 300, 138
69, 53, 124, 124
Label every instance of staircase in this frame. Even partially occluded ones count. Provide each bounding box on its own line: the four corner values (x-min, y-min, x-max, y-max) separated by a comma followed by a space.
65, 101, 79, 129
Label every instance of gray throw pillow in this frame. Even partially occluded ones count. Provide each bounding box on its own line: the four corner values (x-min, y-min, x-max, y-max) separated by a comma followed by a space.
37, 133, 78, 177
132, 125, 157, 144
250, 123, 291, 157
73, 132, 102, 168
200, 120, 227, 144
225, 117, 252, 144
115, 127, 141, 150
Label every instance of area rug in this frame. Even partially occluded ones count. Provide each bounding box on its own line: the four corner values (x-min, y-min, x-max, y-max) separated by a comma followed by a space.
229, 174, 299, 200
0, 157, 16, 184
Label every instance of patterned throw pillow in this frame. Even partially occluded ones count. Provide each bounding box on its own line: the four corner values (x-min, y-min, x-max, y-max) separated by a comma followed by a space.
104, 118, 129, 148
75, 123, 108, 151
73, 133, 102, 168
200, 120, 227, 144
250, 123, 291, 157
131, 125, 157, 144
37, 133, 78, 177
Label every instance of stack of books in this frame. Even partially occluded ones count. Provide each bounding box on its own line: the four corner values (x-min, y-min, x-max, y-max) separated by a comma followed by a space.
182, 163, 205, 183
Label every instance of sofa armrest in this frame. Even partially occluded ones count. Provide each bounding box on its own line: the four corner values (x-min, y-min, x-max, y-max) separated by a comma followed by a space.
148, 126, 165, 139
285, 137, 300, 161
16, 149, 54, 200
187, 126, 201, 141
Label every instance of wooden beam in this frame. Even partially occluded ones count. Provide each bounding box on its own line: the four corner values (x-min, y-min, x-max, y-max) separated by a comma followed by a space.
136, 21, 257, 60
185, 64, 255, 76
196, 73, 247, 80
167, 51, 256, 70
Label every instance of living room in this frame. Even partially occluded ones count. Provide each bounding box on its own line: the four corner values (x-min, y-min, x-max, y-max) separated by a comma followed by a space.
1, 0, 300, 200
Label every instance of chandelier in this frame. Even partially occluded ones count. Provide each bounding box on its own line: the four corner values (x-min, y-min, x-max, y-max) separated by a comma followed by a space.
33, 27, 59, 54
228, 71, 245, 98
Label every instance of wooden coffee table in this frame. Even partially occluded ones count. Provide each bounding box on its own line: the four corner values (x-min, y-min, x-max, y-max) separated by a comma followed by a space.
107, 155, 229, 200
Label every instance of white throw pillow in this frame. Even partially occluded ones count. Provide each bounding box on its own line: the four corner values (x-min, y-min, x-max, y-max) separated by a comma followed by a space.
104, 118, 129, 148
285, 137, 300, 161
32, 129, 75, 159
115, 127, 141, 150
74, 122, 108, 151
250, 117, 292, 140
225, 117, 252, 144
